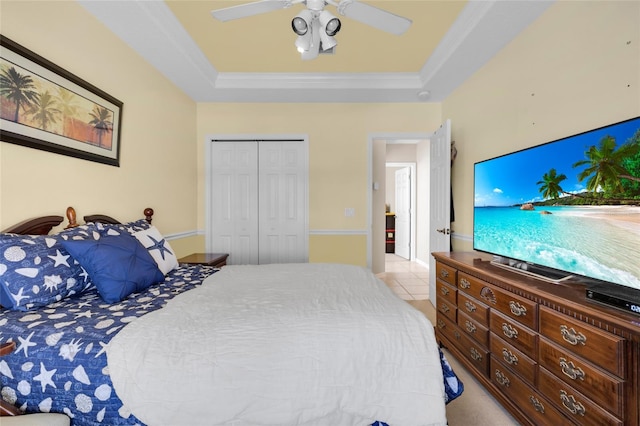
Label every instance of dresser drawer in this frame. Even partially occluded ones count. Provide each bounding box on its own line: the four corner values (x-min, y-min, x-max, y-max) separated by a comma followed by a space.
458, 311, 489, 347
490, 332, 536, 384
539, 306, 625, 377
436, 313, 458, 346
490, 357, 570, 426
539, 338, 623, 416
457, 272, 486, 298
458, 292, 489, 326
459, 273, 537, 330
490, 310, 538, 359
438, 314, 489, 376
436, 279, 457, 305
491, 286, 537, 330
436, 262, 456, 286
437, 298, 457, 322
538, 367, 622, 426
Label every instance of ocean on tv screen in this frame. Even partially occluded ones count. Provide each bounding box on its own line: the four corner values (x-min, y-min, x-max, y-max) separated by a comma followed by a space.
474, 205, 640, 290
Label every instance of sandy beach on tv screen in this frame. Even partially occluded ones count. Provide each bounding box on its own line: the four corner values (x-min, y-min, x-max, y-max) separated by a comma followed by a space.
578, 205, 640, 232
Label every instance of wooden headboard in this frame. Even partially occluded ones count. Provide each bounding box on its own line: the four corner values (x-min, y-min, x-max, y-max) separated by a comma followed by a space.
0, 207, 154, 235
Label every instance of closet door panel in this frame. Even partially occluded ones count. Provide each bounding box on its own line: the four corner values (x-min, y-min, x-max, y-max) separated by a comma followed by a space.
211, 142, 259, 265
259, 142, 307, 263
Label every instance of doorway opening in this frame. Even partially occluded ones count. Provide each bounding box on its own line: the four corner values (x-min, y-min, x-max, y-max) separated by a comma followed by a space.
368, 134, 430, 275
385, 162, 416, 262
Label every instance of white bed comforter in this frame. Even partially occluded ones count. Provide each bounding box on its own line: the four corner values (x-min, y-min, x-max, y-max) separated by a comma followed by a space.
107, 263, 447, 426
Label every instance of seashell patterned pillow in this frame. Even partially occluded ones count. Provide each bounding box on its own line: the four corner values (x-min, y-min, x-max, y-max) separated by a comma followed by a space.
0, 224, 99, 311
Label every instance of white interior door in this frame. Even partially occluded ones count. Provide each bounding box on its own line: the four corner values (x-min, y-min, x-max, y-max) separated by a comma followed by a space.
210, 139, 308, 265
258, 141, 308, 264
394, 167, 411, 260
211, 142, 259, 265
429, 120, 451, 306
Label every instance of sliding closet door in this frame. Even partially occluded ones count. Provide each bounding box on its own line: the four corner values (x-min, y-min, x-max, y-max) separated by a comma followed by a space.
210, 139, 308, 265
259, 141, 307, 263
211, 142, 259, 265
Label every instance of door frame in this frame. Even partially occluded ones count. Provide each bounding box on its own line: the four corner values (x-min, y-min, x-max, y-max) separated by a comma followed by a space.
367, 132, 431, 272
386, 162, 416, 261
204, 133, 310, 256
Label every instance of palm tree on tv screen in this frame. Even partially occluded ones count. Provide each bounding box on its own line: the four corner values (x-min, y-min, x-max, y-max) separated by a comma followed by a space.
573, 134, 640, 197
0, 66, 40, 122
536, 168, 568, 200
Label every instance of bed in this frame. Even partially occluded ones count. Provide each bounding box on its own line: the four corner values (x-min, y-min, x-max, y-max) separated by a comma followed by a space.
0, 207, 462, 426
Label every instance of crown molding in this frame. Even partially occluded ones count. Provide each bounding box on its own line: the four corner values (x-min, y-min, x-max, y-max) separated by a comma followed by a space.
80, 0, 554, 103
419, 0, 554, 101
78, 0, 219, 100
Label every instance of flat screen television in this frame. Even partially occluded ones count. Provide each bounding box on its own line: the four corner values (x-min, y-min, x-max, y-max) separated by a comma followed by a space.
473, 117, 640, 301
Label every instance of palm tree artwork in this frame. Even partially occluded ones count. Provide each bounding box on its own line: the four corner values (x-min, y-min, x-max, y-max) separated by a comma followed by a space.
0, 66, 40, 122
88, 105, 113, 148
0, 58, 114, 150
28, 90, 61, 131
56, 87, 80, 136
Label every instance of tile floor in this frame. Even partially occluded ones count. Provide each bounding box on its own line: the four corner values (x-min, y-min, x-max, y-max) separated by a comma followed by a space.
376, 253, 430, 300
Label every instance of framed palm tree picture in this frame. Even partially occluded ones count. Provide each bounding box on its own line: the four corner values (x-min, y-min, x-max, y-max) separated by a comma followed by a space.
0, 36, 122, 166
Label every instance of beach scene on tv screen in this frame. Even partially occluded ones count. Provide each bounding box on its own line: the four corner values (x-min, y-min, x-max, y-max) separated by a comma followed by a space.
474, 117, 640, 290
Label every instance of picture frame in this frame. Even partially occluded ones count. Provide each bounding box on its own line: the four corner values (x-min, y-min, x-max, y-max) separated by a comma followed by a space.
0, 36, 122, 167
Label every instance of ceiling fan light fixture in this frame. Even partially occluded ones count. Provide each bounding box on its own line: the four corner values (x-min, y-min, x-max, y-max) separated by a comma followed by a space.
318, 10, 341, 36
318, 29, 337, 51
292, 9, 313, 35
295, 32, 311, 53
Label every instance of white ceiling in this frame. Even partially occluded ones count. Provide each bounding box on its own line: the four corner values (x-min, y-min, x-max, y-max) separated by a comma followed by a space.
78, 0, 554, 103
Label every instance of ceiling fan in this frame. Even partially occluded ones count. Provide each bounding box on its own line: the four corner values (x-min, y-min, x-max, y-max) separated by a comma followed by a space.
211, 0, 412, 60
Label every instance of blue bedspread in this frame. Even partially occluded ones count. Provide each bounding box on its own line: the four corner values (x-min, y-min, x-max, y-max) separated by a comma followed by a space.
0, 264, 217, 425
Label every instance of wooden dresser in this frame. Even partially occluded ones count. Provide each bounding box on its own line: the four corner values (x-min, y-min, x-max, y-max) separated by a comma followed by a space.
432, 251, 640, 426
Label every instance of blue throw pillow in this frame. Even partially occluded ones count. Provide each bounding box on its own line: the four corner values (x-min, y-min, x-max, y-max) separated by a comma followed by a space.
61, 233, 164, 303
0, 233, 93, 311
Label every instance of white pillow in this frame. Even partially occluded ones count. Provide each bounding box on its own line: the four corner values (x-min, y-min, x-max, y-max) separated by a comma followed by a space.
133, 226, 178, 275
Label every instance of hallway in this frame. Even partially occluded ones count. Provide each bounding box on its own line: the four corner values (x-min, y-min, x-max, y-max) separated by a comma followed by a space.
376, 254, 430, 300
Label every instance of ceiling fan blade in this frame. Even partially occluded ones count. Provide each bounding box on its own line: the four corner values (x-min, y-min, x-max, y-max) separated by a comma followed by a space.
211, 0, 292, 22
337, 0, 412, 35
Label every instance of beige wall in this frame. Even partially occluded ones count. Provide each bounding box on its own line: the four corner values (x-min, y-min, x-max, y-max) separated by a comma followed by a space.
4, 1, 637, 266
196, 103, 441, 265
443, 0, 640, 251
0, 1, 198, 257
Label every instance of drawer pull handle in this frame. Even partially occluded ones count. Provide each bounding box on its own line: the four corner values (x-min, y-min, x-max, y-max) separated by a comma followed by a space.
440, 269, 449, 279
459, 278, 471, 289
502, 348, 519, 365
502, 323, 519, 339
560, 357, 585, 381
440, 304, 450, 313
495, 369, 510, 387
465, 320, 477, 334
440, 286, 450, 296
464, 300, 477, 312
470, 347, 482, 361
560, 390, 586, 416
437, 319, 446, 329
509, 301, 527, 317
529, 396, 545, 413
560, 325, 587, 346
454, 331, 461, 340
